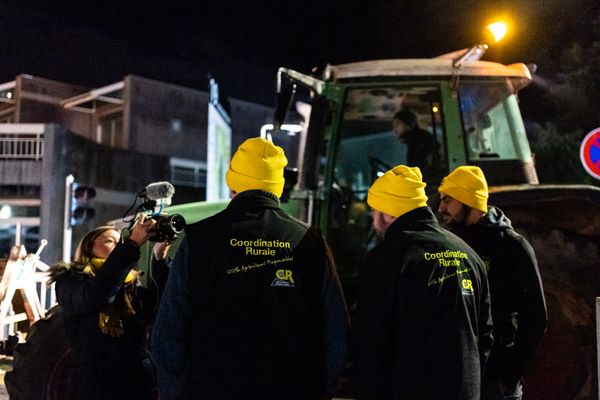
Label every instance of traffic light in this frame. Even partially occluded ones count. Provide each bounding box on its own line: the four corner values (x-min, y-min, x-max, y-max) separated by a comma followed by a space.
71, 184, 96, 225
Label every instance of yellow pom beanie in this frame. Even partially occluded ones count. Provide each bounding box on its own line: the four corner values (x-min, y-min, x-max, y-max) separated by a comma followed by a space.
226, 137, 288, 197
367, 165, 428, 217
438, 166, 488, 213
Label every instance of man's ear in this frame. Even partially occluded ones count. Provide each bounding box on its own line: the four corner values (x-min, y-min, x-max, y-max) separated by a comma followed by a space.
466, 206, 484, 226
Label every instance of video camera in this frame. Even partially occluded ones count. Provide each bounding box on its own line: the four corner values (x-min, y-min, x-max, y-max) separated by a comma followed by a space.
125, 181, 186, 242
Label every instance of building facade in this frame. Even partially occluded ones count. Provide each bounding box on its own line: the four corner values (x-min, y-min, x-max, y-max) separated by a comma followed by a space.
0, 74, 272, 264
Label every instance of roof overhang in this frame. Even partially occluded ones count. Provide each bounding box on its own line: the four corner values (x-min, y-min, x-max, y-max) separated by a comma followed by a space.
324, 59, 532, 91
60, 81, 125, 113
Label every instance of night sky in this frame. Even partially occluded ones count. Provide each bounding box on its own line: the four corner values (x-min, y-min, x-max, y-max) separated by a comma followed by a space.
0, 0, 598, 118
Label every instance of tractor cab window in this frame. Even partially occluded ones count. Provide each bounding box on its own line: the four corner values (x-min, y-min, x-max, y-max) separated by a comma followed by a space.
458, 80, 536, 184
459, 80, 532, 162
327, 85, 447, 306
335, 85, 446, 196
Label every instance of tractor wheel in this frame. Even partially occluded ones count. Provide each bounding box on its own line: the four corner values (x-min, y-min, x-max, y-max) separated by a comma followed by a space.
5, 306, 71, 400
514, 225, 600, 400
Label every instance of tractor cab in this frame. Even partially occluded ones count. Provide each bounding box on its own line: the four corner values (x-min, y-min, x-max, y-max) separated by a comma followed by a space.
273, 52, 537, 302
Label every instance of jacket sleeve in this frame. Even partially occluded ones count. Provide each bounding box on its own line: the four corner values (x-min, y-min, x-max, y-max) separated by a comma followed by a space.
321, 240, 351, 395
152, 236, 192, 400
55, 240, 140, 316
151, 257, 170, 297
501, 234, 548, 387
356, 250, 394, 400
135, 257, 172, 320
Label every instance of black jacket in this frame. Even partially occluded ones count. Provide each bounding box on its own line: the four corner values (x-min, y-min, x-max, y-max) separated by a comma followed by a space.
357, 207, 493, 400
452, 206, 548, 389
53, 240, 168, 400
153, 190, 350, 400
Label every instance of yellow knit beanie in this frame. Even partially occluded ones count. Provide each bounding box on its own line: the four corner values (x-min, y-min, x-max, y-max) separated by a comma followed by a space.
438, 166, 488, 213
367, 165, 428, 217
226, 137, 288, 197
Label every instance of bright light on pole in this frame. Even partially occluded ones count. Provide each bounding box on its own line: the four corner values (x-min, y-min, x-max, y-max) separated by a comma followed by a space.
0, 205, 11, 219
486, 22, 507, 44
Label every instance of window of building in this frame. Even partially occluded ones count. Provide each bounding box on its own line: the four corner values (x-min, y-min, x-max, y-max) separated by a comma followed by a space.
170, 158, 206, 188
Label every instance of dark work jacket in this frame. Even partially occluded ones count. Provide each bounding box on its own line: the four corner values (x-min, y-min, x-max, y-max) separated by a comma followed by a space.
53, 240, 168, 400
152, 190, 350, 400
452, 206, 548, 389
357, 207, 493, 400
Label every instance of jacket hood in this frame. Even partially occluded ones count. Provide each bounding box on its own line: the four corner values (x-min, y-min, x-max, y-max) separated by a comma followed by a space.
477, 206, 512, 231
48, 261, 85, 283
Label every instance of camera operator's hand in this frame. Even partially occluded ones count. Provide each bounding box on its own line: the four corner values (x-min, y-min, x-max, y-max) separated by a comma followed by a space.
153, 240, 173, 261
129, 215, 156, 247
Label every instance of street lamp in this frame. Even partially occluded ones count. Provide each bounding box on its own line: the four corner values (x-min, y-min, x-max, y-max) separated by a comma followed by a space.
485, 21, 508, 44
453, 20, 509, 68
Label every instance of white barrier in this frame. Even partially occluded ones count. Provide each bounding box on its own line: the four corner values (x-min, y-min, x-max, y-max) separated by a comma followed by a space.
0, 240, 56, 341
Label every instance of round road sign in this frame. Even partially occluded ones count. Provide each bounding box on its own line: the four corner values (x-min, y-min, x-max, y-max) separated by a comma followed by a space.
580, 127, 600, 180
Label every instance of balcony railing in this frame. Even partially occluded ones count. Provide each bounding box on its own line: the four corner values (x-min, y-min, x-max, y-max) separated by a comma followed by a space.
0, 124, 45, 160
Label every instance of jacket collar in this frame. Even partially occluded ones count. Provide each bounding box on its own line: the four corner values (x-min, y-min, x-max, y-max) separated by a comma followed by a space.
384, 206, 438, 238
227, 190, 281, 211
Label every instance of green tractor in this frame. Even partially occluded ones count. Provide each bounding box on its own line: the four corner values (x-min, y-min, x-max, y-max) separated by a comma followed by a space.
8, 24, 600, 400
159, 32, 600, 399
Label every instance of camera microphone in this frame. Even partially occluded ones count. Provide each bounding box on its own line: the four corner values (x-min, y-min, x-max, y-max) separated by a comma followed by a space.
139, 181, 175, 202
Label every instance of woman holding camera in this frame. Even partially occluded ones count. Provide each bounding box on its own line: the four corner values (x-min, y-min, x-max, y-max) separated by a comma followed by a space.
51, 216, 169, 400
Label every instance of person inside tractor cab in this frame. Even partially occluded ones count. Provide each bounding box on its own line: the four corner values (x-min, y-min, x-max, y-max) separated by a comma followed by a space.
392, 108, 439, 179
49, 220, 171, 400
437, 166, 548, 400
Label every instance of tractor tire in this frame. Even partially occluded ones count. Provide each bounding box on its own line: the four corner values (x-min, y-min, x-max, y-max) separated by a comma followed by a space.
513, 225, 600, 400
5, 306, 71, 400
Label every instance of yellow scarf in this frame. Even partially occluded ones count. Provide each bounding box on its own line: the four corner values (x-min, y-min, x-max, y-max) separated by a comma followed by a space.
83, 257, 139, 337
83, 257, 140, 284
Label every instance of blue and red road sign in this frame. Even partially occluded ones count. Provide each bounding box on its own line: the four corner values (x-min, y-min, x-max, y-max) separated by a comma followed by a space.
580, 127, 600, 180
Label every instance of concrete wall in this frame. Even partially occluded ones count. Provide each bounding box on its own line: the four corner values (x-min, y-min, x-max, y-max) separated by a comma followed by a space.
127, 75, 273, 160
0, 160, 41, 185
127, 75, 209, 160
229, 97, 273, 150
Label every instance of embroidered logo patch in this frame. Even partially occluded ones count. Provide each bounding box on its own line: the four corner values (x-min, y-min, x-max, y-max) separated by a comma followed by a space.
271, 269, 295, 287
461, 278, 474, 296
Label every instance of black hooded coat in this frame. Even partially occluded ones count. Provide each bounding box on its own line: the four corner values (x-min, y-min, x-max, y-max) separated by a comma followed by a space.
452, 206, 548, 390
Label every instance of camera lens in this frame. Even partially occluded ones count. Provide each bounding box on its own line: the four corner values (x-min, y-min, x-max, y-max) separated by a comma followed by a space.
152, 214, 186, 242
166, 214, 185, 233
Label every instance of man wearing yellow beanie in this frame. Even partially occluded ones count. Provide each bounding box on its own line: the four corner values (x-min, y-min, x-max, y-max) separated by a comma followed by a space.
225, 137, 288, 198
154, 137, 350, 400
437, 165, 489, 226
438, 166, 547, 400
357, 165, 493, 400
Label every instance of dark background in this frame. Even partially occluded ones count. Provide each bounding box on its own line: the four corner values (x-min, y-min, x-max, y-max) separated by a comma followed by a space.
1, 0, 599, 183
0, 1, 595, 104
